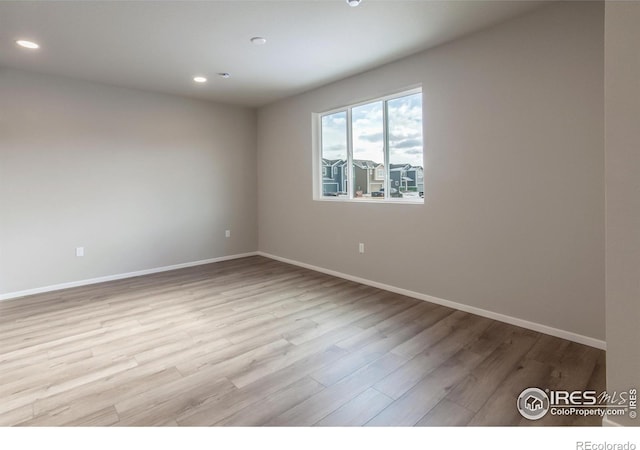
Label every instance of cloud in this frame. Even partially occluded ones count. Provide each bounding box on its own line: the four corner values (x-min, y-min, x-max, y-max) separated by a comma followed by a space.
322, 92, 424, 167
389, 131, 422, 141
358, 132, 383, 143
393, 138, 423, 149
353, 102, 383, 123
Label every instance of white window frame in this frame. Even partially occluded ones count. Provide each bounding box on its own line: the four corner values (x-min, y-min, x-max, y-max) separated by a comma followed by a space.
314, 87, 423, 204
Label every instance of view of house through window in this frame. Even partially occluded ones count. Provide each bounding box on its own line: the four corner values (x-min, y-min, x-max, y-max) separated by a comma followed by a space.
319, 89, 423, 202
320, 111, 348, 195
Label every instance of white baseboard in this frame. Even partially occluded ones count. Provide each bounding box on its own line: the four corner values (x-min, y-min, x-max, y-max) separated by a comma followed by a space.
1, 250, 607, 351
0, 252, 259, 302
257, 251, 606, 350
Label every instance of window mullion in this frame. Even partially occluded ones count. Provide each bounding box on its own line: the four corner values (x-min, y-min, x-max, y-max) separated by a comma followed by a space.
346, 108, 354, 200
318, 114, 324, 199
383, 100, 390, 200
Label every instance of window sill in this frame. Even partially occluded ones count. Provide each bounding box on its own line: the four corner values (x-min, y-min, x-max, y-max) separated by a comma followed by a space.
314, 197, 424, 205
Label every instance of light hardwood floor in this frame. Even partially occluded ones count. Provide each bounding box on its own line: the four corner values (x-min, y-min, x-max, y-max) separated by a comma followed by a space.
0, 256, 604, 426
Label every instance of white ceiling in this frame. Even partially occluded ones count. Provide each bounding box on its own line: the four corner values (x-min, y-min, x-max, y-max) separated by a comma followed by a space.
0, 1, 546, 107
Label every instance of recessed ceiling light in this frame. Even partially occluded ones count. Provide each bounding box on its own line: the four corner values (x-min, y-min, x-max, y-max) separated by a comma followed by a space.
193, 76, 207, 83
16, 40, 40, 49
346, 0, 362, 6
250, 37, 267, 45
218, 73, 231, 79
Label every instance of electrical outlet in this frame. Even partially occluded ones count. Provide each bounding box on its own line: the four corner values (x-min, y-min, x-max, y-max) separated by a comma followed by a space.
358, 243, 365, 254
225, 230, 231, 238
76, 247, 84, 257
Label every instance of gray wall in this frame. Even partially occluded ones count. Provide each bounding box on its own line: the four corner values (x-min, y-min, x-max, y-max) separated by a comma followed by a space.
257, 2, 605, 341
0, 69, 257, 295
604, 1, 640, 427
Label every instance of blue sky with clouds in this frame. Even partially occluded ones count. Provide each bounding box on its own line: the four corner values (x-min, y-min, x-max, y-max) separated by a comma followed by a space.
321, 92, 423, 167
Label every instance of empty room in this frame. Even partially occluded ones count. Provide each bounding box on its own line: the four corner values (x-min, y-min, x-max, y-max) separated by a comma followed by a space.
1, 0, 638, 443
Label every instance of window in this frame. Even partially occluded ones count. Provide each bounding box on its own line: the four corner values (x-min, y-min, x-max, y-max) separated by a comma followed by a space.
318, 89, 423, 202
320, 112, 348, 197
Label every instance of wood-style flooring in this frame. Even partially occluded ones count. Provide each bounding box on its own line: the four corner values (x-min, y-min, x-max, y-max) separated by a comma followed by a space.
0, 256, 605, 426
